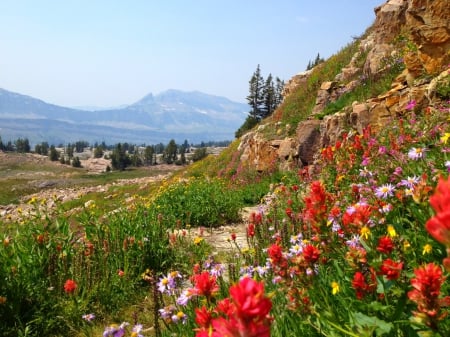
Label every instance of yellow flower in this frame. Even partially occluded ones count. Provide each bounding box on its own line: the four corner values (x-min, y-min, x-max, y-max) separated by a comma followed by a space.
360, 226, 371, 240
387, 225, 397, 238
403, 240, 411, 251
422, 244, 432, 255
331, 281, 340, 295
193, 237, 203, 245
440, 132, 450, 144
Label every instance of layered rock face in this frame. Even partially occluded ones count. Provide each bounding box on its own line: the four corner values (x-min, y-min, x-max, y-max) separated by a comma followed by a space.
238, 0, 450, 172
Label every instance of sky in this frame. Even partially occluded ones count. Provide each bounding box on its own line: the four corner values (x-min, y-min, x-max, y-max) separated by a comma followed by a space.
0, 0, 384, 108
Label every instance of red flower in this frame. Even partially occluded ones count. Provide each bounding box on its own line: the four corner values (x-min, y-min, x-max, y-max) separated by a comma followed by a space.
247, 223, 255, 238
64, 279, 77, 294
380, 259, 403, 280
377, 236, 394, 254
267, 243, 283, 264
352, 272, 367, 300
192, 271, 219, 299
408, 263, 450, 325
229, 277, 272, 322
230, 233, 236, 241
425, 176, 450, 245
352, 268, 376, 300
195, 306, 213, 329
303, 244, 321, 263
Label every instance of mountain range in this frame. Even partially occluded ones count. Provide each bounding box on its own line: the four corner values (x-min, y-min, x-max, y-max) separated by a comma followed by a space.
0, 88, 248, 145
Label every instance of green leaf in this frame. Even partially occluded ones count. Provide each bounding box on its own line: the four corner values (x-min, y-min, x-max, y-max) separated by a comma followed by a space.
351, 312, 393, 336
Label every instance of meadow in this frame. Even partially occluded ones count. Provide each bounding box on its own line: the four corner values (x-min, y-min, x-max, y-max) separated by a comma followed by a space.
1, 32, 449, 336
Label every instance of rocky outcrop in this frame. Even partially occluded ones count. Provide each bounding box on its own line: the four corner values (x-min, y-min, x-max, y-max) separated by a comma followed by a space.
237, 0, 449, 173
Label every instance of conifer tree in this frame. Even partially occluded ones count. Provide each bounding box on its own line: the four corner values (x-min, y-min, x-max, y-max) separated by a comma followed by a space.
246, 64, 265, 120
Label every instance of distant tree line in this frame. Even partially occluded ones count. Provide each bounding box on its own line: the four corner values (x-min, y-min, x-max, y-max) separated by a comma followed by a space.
0, 135, 223, 171
236, 64, 284, 138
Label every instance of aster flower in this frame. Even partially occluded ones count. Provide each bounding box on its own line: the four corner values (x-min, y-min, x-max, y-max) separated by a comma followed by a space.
408, 147, 426, 160
103, 322, 129, 337
374, 184, 395, 199
399, 176, 420, 188
176, 288, 195, 306
131, 324, 144, 337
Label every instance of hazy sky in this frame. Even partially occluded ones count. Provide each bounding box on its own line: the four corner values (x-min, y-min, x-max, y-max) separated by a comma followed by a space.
0, 0, 383, 107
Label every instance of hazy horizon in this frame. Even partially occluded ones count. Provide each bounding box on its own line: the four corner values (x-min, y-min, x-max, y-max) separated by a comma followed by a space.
0, 0, 382, 108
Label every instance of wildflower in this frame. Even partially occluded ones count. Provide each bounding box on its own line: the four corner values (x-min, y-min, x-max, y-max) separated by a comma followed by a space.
408, 263, 450, 327
247, 223, 255, 238
131, 324, 144, 337
267, 243, 284, 264
360, 226, 371, 240
440, 132, 450, 144
445, 161, 450, 172
422, 244, 433, 255
230, 277, 272, 319
176, 288, 195, 306
171, 311, 187, 324
192, 271, 219, 299
64, 279, 77, 294
209, 263, 225, 278
195, 306, 212, 330
117, 269, 125, 277
82, 313, 95, 322
331, 281, 340, 295
377, 236, 394, 254
425, 176, 450, 245
352, 268, 376, 299
406, 99, 416, 110
408, 147, 426, 160
103, 322, 129, 337
303, 244, 321, 263
193, 236, 203, 245
230, 233, 236, 241
399, 176, 420, 188
374, 184, 395, 199
345, 235, 361, 248
157, 275, 173, 294
380, 259, 403, 280
387, 225, 397, 238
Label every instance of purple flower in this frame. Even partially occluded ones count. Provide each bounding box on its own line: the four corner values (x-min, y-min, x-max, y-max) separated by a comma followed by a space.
399, 176, 420, 188
103, 322, 129, 337
132, 324, 144, 337
374, 184, 396, 199
408, 147, 426, 160
176, 289, 194, 306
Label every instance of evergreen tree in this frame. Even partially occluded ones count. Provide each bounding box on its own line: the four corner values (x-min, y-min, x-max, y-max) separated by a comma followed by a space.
0, 136, 4, 151
66, 144, 74, 159
110, 143, 131, 171
14, 138, 30, 153
262, 73, 275, 118
144, 146, 155, 165
72, 156, 82, 168
246, 64, 265, 120
49, 145, 59, 161
274, 77, 285, 107
163, 139, 178, 164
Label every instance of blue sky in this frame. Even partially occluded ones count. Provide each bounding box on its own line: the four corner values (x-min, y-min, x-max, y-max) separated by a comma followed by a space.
0, 0, 383, 107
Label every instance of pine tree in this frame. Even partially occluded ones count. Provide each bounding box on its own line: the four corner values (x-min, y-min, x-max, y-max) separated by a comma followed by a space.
261, 74, 275, 118
274, 77, 285, 107
246, 64, 265, 121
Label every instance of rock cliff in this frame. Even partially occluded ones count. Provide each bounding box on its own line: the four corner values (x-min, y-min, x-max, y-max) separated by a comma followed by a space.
237, 0, 449, 173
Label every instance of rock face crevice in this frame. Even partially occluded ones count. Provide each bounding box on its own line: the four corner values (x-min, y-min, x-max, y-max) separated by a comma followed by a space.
237, 0, 449, 172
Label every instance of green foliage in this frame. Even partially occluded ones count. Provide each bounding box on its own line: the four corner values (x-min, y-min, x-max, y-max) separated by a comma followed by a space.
191, 147, 208, 162
148, 177, 242, 228
0, 200, 177, 336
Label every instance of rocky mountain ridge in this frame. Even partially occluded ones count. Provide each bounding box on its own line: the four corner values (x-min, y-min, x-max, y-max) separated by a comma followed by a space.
0, 89, 247, 145
237, 0, 449, 173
